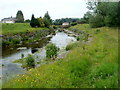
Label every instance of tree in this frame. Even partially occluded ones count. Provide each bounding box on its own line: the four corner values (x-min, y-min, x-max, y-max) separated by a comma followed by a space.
86, 2, 120, 27
37, 17, 45, 27
43, 11, 52, 27
83, 11, 93, 23
44, 11, 52, 24
89, 14, 104, 28
16, 10, 24, 23
43, 17, 51, 28
30, 14, 39, 27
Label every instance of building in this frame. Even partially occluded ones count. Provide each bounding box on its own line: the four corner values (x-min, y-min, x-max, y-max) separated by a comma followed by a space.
1, 16, 17, 23
62, 22, 69, 26
62, 22, 70, 28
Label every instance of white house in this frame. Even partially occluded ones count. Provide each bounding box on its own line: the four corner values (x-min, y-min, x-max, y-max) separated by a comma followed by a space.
62, 22, 69, 26
1, 17, 17, 23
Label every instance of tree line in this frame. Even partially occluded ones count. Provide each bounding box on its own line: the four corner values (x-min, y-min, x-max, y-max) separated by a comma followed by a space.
53, 18, 80, 25
81, 2, 120, 27
15, 10, 52, 28
30, 11, 52, 28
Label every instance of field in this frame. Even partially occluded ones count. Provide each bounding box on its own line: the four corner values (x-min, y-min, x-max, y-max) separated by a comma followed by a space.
3, 24, 118, 88
2, 23, 48, 35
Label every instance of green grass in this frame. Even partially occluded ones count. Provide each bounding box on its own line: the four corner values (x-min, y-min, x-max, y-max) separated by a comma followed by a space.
2, 23, 48, 35
3, 24, 118, 88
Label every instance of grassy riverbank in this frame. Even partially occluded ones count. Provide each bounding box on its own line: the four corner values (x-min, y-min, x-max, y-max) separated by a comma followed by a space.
3, 24, 118, 88
2, 23, 48, 35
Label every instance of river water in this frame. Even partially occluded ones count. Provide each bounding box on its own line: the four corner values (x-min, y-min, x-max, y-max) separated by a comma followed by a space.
1, 31, 76, 83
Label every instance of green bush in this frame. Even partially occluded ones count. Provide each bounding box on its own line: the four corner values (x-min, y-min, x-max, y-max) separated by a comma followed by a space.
45, 43, 59, 58
26, 54, 35, 69
21, 53, 24, 58
71, 22, 77, 26
89, 14, 104, 28
11, 39, 20, 44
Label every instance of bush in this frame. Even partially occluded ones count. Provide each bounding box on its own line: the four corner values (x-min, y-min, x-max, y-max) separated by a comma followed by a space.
89, 14, 104, 28
71, 22, 77, 26
45, 43, 59, 58
12, 39, 20, 44
26, 54, 35, 69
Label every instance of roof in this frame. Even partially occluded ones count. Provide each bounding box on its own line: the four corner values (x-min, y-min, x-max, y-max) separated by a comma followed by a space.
1, 17, 17, 21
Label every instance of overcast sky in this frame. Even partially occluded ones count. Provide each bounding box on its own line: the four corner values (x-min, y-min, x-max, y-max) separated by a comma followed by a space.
0, 0, 88, 20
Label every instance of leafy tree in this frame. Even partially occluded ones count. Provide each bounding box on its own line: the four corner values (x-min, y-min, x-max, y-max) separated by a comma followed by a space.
86, 2, 120, 27
44, 11, 52, 24
43, 17, 51, 28
83, 11, 93, 23
16, 10, 24, 23
37, 17, 45, 27
89, 14, 104, 28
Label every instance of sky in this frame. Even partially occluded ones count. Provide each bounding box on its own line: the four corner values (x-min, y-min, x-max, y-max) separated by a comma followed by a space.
0, 0, 88, 20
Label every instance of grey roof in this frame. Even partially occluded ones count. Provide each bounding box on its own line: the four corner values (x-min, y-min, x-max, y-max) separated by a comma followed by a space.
1, 17, 17, 21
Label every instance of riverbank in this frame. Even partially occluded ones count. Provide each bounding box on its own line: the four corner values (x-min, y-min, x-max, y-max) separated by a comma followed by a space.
2, 23, 48, 35
3, 24, 118, 88
2, 23, 55, 49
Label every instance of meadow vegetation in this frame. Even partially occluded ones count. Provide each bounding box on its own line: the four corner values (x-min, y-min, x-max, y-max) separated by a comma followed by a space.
3, 24, 118, 88
2, 23, 48, 35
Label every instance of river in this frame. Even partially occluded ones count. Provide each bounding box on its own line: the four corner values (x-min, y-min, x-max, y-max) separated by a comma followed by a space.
1, 31, 77, 83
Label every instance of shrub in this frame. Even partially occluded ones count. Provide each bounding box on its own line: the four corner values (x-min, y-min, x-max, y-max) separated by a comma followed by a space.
21, 53, 24, 58
71, 22, 77, 26
26, 54, 35, 69
45, 43, 59, 58
52, 25, 58, 29
89, 14, 104, 28
12, 39, 20, 44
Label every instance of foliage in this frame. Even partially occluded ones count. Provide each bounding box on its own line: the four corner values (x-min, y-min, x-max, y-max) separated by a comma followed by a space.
44, 11, 52, 24
30, 14, 39, 27
21, 53, 24, 58
71, 22, 77, 26
26, 54, 35, 69
25, 19, 31, 23
16, 10, 24, 23
45, 43, 59, 58
89, 14, 104, 28
53, 18, 80, 25
37, 17, 45, 27
86, 2, 120, 27
43, 11, 52, 27
43, 17, 51, 28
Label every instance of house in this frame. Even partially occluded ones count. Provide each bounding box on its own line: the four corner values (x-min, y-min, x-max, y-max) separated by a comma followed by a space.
62, 22, 70, 28
1, 16, 17, 23
62, 22, 69, 26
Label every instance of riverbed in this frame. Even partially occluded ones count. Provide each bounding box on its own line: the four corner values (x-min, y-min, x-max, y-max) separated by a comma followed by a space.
1, 31, 77, 83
